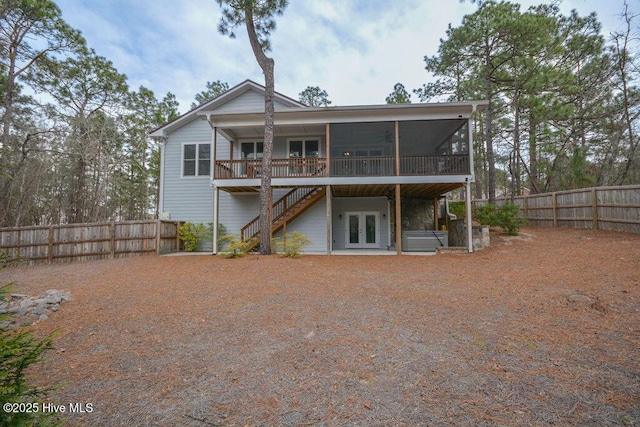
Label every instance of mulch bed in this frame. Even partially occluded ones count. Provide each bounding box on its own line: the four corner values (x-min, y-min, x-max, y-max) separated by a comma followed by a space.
1, 226, 639, 426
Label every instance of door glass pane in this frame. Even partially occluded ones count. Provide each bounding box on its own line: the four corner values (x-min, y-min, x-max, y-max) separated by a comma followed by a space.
241, 143, 254, 159
349, 215, 359, 244
256, 142, 264, 158
289, 141, 302, 158
306, 140, 319, 157
365, 215, 376, 244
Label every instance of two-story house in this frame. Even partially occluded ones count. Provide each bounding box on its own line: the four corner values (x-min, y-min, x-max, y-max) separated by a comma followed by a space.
150, 80, 487, 254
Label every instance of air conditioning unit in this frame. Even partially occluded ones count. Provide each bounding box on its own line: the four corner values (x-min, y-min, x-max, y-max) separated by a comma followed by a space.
160, 212, 171, 220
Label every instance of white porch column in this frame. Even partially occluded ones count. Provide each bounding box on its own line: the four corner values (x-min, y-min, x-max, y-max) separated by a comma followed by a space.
326, 185, 332, 255
395, 184, 402, 255
466, 180, 473, 253
212, 184, 220, 255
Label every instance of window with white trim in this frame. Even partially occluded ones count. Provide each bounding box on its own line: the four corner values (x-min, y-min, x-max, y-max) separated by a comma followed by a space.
183, 143, 211, 177
288, 138, 320, 158
240, 141, 263, 159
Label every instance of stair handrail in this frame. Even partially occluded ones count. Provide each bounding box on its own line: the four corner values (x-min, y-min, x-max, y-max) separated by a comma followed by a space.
240, 187, 321, 241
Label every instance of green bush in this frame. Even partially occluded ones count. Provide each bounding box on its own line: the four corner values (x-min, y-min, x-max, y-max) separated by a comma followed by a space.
218, 235, 257, 258
216, 223, 227, 251
177, 222, 207, 252
448, 201, 466, 219
272, 231, 311, 258
474, 203, 526, 235
0, 253, 57, 427
494, 203, 527, 235
474, 203, 498, 226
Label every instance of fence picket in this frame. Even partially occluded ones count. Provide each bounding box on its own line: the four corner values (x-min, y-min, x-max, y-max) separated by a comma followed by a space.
477, 185, 640, 234
0, 220, 180, 265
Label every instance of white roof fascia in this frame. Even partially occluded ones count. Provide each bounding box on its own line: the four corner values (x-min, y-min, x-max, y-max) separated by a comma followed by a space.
203, 101, 488, 129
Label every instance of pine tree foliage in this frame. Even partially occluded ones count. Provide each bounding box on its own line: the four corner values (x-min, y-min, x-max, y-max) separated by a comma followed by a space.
423, 1, 640, 199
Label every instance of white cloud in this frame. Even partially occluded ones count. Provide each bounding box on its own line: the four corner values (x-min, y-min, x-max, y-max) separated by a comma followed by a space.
54, 0, 638, 112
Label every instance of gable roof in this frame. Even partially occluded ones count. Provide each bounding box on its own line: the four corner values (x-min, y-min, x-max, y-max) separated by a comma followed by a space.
149, 79, 306, 138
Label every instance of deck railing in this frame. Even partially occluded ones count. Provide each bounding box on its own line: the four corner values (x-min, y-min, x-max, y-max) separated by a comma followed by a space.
330, 156, 396, 176
214, 154, 469, 179
216, 157, 327, 179
399, 155, 469, 175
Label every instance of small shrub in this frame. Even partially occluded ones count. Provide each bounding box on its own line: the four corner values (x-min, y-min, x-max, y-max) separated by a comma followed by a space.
474, 203, 498, 226
475, 203, 526, 235
0, 257, 57, 427
448, 201, 466, 219
272, 231, 311, 258
218, 235, 257, 258
494, 203, 527, 235
216, 223, 227, 251
178, 222, 207, 252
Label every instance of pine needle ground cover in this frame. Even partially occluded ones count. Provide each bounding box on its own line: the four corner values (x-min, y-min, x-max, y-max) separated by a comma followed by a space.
0, 227, 638, 426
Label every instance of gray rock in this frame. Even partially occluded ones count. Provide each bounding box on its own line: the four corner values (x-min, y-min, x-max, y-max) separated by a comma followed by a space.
45, 295, 61, 304
8, 306, 27, 316
31, 306, 46, 316
38, 314, 49, 322
19, 298, 34, 309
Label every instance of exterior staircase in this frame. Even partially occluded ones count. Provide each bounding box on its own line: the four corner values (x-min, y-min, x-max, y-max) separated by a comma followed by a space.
240, 186, 326, 246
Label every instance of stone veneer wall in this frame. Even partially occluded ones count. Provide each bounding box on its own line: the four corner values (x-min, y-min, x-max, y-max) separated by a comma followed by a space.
448, 218, 490, 250
390, 198, 436, 249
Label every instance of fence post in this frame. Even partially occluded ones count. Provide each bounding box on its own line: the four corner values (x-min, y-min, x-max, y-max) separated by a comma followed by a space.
156, 219, 161, 256
48, 225, 54, 264
110, 221, 116, 258
176, 221, 181, 252
591, 188, 598, 230
552, 192, 558, 227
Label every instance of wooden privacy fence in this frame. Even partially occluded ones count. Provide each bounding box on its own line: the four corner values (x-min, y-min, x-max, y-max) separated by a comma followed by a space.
485, 185, 640, 234
0, 220, 180, 265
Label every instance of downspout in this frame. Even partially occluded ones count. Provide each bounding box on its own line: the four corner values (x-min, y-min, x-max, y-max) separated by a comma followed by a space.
466, 179, 473, 253
210, 117, 218, 255
157, 136, 167, 218
212, 185, 219, 255
467, 104, 478, 253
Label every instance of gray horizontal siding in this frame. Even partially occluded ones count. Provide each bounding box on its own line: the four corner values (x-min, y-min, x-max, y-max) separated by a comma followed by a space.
218, 189, 327, 253
161, 117, 214, 224
218, 192, 260, 237
214, 89, 295, 113
273, 195, 327, 252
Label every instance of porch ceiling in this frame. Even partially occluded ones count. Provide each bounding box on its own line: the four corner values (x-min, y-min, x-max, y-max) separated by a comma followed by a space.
222, 124, 326, 140
331, 183, 463, 198
217, 183, 463, 198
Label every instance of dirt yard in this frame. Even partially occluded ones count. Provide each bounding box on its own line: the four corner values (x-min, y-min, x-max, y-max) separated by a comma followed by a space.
1, 226, 639, 426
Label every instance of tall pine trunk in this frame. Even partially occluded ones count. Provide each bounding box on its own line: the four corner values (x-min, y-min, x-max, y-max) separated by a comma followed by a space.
244, 6, 274, 254
484, 33, 496, 204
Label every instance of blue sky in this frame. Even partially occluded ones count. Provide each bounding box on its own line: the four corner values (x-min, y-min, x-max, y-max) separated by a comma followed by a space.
54, 0, 637, 113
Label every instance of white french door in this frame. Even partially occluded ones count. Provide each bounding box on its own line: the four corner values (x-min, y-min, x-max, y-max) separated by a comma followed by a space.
345, 211, 380, 249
